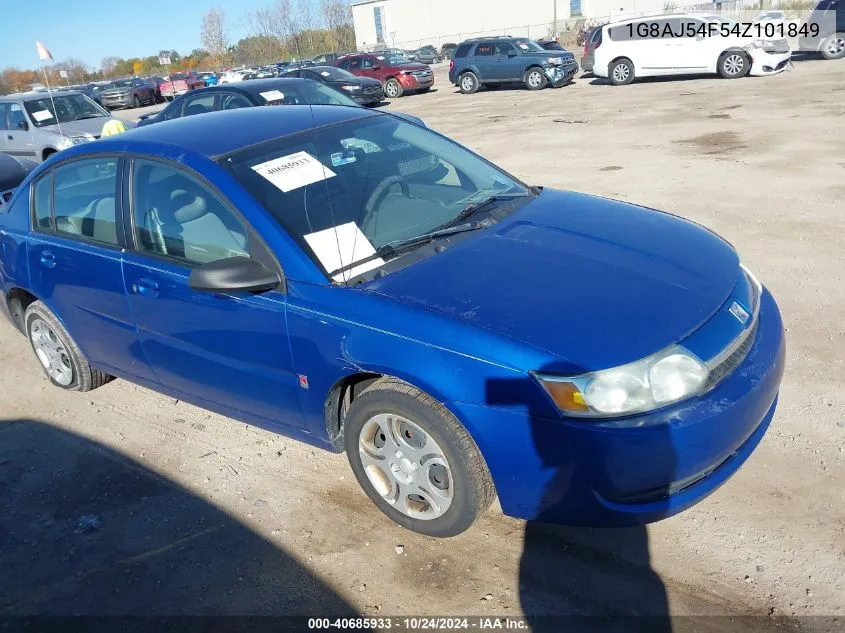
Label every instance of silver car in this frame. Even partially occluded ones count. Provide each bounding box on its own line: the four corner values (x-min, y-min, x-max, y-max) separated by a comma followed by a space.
0, 91, 131, 163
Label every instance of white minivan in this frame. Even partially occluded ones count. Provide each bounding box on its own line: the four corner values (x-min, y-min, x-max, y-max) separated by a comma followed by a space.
593, 13, 792, 85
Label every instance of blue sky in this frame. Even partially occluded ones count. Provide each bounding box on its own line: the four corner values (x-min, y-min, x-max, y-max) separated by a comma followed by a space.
6, 0, 275, 69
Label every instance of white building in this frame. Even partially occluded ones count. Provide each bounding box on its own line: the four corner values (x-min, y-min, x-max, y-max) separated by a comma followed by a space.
351, 0, 671, 51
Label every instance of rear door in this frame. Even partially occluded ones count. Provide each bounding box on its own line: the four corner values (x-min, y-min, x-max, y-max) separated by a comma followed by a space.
26, 156, 155, 381
611, 19, 675, 75
472, 42, 496, 80
3, 103, 38, 161
121, 158, 303, 430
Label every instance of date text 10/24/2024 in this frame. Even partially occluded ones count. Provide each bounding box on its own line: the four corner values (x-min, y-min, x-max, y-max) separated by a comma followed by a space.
308, 617, 529, 630
623, 21, 820, 39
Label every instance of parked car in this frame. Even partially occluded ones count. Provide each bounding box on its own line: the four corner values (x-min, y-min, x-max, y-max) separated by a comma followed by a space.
64, 83, 110, 107
98, 77, 157, 109
336, 52, 434, 98
219, 69, 251, 84
253, 66, 278, 79
160, 71, 205, 100
0, 91, 131, 162
593, 13, 792, 85
286, 60, 316, 72
198, 72, 219, 86
414, 45, 442, 63
538, 38, 565, 50
373, 47, 408, 57
580, 24, 606, 73
800, 0, 845, 59
449, 36, 578, 93
0, 105, 785, 537
440, 42, 458, 59
0, 152, 37, 208
136, 78, 365, 127
403, 49, 419, 61
312, 52, 341, 64
282, 66, 385, 106
145, 76, 167, 102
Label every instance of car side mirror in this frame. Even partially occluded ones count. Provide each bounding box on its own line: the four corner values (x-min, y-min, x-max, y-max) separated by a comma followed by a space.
16, 120, 29, 131
508, 51, 518, 57
188, 257, 280, 294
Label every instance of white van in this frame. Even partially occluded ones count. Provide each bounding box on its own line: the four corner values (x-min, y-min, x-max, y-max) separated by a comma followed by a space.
593, 13, 792, 85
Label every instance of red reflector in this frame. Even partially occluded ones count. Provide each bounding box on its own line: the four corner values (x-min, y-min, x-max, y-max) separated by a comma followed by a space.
449, 60, 454, 70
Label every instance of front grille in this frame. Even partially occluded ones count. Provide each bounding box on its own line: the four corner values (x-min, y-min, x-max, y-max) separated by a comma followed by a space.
703, 320, 758, 392
409, 70, 432, 78
771, 39, 790, 53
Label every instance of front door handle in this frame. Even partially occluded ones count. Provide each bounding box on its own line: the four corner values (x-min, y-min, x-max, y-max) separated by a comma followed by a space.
134, 277, 159, 296
40, 250, 56, 268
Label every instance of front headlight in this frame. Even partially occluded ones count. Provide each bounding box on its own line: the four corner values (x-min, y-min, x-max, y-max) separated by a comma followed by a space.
744, 40, 777, 51
341, 84, 361, 90
535, 345, 709, 418
547, 57, 564, 65
57, 136, 90, 150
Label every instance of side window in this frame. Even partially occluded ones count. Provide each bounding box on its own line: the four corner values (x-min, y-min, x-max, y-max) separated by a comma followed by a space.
454, 43, 472, 58
132, 160, 249, 266
362, 57, 374, 69
679, 19, 703, 37
9, 104, 27, 130
347, 57, 363, 70
475, 42, 494, 56
32, 174, 53, 230
493, 42, 515, 56
220, 93, 253, 110
0, 104, 8, 130
53, 158, 120, 246
337, 58, 350, 70
183, 93, 215, 117
162, 100, 184, 121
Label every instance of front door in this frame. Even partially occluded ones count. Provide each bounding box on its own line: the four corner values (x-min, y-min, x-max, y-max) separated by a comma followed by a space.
26, 156, 155, 382
121, 158, 304, 430
670, 19, 714, 71
491, 42, 521, 80
2, 103, 38, 161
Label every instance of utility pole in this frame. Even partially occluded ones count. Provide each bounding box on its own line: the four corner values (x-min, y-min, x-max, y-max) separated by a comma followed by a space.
553, 0, 558, 39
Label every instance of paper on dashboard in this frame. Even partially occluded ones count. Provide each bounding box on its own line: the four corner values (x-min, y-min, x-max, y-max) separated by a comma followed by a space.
304, 222, 385, 283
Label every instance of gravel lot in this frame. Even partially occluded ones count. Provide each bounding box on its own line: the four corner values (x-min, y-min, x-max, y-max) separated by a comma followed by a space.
4, 58, 844, 626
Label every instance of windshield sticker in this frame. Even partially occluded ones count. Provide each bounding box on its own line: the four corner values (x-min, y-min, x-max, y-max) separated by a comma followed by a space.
259, 90, 285, 102
377, 56, 385, 60
304, 222, 384, 283
251, 151, 336, 193
31, 110, 54, 122
518, 43, 529, 50
331, 151, 357, 167
321, 71, 331, 77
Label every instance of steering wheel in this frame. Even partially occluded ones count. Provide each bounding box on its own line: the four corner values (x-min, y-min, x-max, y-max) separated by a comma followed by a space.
360, 175, 410, 233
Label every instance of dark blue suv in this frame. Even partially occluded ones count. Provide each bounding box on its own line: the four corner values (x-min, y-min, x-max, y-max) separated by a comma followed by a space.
448, 36, 577, 93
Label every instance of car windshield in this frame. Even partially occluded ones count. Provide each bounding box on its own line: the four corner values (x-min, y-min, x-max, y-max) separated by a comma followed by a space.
23, 94, 108, 127
111, 79, 133, 88
221, 114, 529, 282
513, 38, 545, 52
262, 82, 360, 107
376, 53, 410, 65
314, 67, 354, 80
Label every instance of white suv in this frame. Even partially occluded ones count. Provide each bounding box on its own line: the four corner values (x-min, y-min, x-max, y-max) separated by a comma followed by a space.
593, 13, 792, 85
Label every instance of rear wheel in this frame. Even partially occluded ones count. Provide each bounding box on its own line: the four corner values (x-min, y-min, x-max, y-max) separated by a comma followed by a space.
384, 77, 403, 98
821, 32, 845, 59
458, 71, 479, 94
524, 67, 548, 90
344, 378, 495, 537
24, 301, 111, 392
718, 51, 749, 78
609, 58, 635, 85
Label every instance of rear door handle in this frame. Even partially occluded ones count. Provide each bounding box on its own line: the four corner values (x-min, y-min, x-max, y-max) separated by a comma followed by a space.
134, 277, 159, 296
40, 250, 56, 269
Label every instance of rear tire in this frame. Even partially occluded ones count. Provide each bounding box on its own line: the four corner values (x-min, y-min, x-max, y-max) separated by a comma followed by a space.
820, 32, 845, 59
458, 71, 480, 94
524, 67, 548, 90
384, 78, 403, 98
718, 51, 750, 78
24, 301, 112, 392
344, 378, 495, 537
609, 58, 635, 85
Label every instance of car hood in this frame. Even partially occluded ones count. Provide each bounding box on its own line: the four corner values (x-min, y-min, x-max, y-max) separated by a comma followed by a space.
101, 87, 132, 95
363, 189, 739, 371
338, 76, 383, 87
524, 49, 575, 60
40, 117, 114, 137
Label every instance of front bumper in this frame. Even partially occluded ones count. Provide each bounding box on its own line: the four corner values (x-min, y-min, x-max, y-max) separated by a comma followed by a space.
100, 94, 133, 108
748, 49, 792, 75
351, 87, 385, 105
399, 73, 434, 91
449, 288, 785, 527
545, 62, 578, 86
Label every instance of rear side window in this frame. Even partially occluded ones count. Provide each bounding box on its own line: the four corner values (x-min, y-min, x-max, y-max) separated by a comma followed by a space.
591, 27, 604, 45
53, 158, 120, 246
220, 93, 252, 110
33, 174, 53, 230
454, 44, 472, 58
0, 104, 8, 130
475, 42, 494, 56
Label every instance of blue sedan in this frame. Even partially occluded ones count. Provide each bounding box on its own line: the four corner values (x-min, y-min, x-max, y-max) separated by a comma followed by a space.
0, 106, 785, 536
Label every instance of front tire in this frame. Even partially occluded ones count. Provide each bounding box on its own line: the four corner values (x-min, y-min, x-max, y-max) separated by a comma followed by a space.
524, 67, 548, 90
384, 77, 403, 98
133, 95, 141, 108
458, 71, 480, 94
718, 51, 750, 78
820, 32, 845, 59
344, 378, 495, 537
609, 58, 635, 85
25, 301, 111, 392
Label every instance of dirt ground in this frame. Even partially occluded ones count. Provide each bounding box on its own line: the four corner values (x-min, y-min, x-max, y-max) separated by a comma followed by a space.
4, 58, 843, 627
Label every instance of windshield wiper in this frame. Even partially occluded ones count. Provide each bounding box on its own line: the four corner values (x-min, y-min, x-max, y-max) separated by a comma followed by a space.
329, 221, 487, 279
75, 113, 103, 120
444, 192, 531, 229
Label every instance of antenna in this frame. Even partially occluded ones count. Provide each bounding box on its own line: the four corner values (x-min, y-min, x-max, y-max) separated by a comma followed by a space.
40, 64, 63, 138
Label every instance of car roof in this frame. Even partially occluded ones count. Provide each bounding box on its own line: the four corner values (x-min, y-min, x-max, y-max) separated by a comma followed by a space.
116, 104, 377, 159
0, 91, 82, 100
191, 77, 320, 97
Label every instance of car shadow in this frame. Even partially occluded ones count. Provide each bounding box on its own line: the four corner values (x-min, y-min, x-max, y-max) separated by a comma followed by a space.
0, 417, 363, 627
486, 372, 674, 633
589, 73, 719, 86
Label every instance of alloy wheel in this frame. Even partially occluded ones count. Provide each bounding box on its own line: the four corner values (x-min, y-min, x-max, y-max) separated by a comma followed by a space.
385, 81, 400, 98
724, 54, 745, 76
612, 64, 630, 83
461, 76, 474, 92
527, 70, 544, 88
358, 413, 453, 520
826, 36, 845, 56
30, 318, 73, 386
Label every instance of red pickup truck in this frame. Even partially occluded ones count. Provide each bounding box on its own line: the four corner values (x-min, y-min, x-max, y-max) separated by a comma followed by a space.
160, 71, 205, 101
